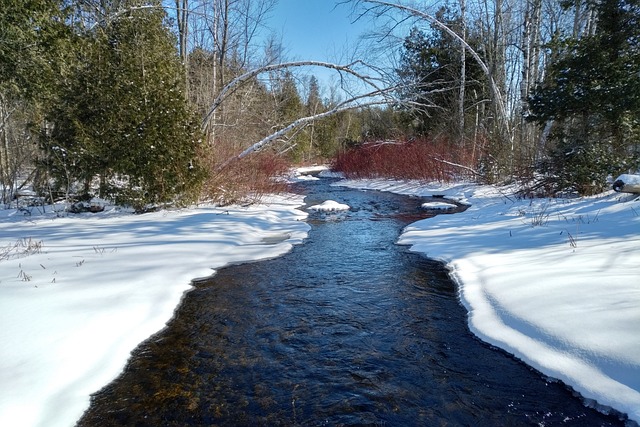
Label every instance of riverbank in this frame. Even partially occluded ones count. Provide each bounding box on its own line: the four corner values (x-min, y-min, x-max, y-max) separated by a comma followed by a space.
337, 177, 640, 424
1, 173, 638, 426
0, 195, 309, 427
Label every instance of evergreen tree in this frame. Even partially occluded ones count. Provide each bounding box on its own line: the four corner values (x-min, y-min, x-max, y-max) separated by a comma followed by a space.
0, 0, 67, 99
43, 1, 205, 209
528, 0, 640, 194
1, 0, 70, 203
275, 71, 304, 124
272, 71, 306, 160
396, 8, 485, 136
305, 76, 322, 114
301, 75, 324, 161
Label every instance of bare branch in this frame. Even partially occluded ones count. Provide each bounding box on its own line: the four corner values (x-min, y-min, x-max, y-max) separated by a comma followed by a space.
353, 0, 511, 140
430, 156, 481, 177
214, 87, 399, 171
201, 60, 386, 132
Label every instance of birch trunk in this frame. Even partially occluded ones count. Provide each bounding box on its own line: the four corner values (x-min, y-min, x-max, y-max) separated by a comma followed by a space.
520, 0, 543, 159
458, 0, 466, 147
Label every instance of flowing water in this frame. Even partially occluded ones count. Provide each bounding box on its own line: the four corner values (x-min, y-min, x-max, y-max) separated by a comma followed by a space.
78, 177, 627, 426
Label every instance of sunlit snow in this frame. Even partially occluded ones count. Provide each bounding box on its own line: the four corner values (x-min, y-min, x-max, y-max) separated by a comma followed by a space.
616, 174, 640, 186
421, 201, 457, 210
308, 200, 350, 211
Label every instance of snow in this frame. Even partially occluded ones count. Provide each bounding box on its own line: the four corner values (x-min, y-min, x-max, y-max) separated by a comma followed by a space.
0, 195, 309, 427
616, 174, 640, 186
286, 165, 343, 181
288, 169, 320, 182
308, 199, 350, 211
295, 165, 328, 175
2, 173, 639, 426
338, 178, 640, 424
421, 201, 457, 210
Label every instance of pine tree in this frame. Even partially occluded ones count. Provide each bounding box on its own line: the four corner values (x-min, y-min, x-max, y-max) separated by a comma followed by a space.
528, 0, 640, 194
1, 0, 69, 203
396, 8, 485, 137
43, 1, 205, 209
301, 75, 324, 161
272, 71, 306, 160
0, 0, 66, 99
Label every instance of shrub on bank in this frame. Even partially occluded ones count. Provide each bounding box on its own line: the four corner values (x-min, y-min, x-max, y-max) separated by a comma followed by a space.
199, 143, 291, 206
332, 138, 479, 182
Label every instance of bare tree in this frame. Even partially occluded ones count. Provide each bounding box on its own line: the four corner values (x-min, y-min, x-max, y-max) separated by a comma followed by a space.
175, 0, 189, 65
218, 90, 393, 169
201, 59, 414, 168
0, 95, 41, 205
518, 0, 543, 160
174, 0, 190, 99
202, 60, 388, 130
185, 0, 277, 143
350, 0, 594, 178
352, 0, 511, 146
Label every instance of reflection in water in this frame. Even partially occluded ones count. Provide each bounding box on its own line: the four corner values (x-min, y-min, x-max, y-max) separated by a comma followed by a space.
78, 178, 626, 426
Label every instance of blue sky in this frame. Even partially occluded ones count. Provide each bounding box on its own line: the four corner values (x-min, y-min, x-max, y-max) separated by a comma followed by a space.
266, 0, 380, 94
268, 0, 368, 63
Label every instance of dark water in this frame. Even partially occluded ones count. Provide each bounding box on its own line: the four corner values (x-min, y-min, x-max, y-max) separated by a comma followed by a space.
78, 177, 628, 426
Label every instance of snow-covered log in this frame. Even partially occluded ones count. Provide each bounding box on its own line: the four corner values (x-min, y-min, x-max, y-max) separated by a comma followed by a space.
612, 174, 640, 193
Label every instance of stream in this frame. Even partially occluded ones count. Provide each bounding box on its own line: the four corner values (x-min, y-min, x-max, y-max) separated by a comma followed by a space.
77, 176, 625, 426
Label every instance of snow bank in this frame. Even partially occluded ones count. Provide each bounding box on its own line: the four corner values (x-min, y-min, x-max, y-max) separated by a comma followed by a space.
0, 195, 309, 427
286, 165, 343, 181
2, 173, 638, 425
338, 178, 640, 424
615, 174, 640, 186
613, 174, 640, 193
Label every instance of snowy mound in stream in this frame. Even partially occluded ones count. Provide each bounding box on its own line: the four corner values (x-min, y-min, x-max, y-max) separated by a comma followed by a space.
308, 200, 350, 211
421, 201, 457, 210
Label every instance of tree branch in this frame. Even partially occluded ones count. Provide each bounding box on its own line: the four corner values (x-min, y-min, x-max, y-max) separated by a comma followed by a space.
354, 0, 511, 141
201, 60, 386, 133
214, 87, 399, 171
430, 156, 481, 177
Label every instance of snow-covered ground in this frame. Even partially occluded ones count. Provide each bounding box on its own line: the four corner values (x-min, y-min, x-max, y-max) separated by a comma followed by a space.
338, 177, 640, 424
0, 195, 309, 427
1, 171, 639, 426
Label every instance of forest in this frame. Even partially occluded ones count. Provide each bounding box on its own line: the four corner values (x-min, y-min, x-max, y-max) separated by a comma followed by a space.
1, 0, 639, 211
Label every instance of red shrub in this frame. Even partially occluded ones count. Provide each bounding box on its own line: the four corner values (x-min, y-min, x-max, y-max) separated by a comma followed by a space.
199, 143, 291, 205
332, 137, 480, 182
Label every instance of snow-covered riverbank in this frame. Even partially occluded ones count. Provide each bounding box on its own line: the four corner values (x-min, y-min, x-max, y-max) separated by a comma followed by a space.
1, 173, 638, 426
0, 195, 309, 427
338, 177, 640, 424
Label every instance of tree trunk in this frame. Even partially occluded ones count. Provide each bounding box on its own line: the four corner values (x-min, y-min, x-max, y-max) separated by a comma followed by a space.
0, 97, 10, 204
520, 0, 543, 161
357, 0, 512, 147
175, 0, 189, 99
458, 0, 466, 147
